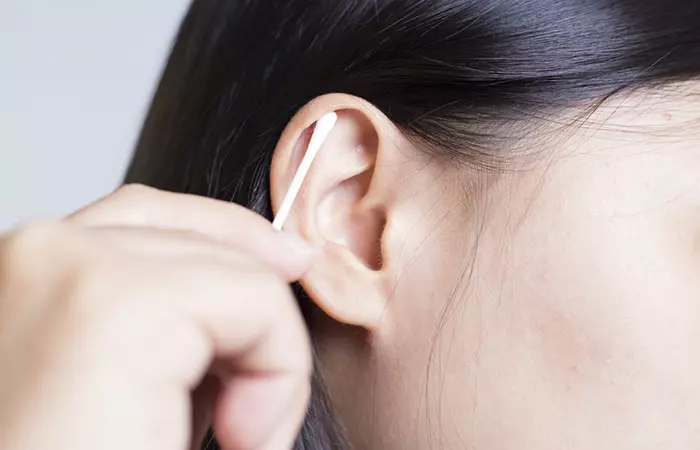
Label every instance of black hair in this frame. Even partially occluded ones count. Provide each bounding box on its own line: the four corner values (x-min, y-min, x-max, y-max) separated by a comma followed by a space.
125, 1, 700, 448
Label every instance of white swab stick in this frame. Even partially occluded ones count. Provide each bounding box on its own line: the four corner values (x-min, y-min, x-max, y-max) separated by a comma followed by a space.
272, 112, 338, 231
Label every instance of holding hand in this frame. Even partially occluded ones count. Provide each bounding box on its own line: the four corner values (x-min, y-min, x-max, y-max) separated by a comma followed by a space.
0, 185, 317, 450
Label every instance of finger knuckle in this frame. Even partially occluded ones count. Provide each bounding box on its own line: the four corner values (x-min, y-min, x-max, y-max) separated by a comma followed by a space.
111, 184, 157, 210
101, 184, 158, 223
0, 222, 81, 308
1, 222, 66, 271
113, 183, 155, 200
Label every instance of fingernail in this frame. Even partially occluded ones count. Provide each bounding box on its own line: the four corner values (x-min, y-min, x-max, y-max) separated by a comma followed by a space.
277, 232, 319, 256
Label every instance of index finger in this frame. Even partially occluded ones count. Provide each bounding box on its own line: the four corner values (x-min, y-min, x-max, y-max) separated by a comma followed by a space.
68, 184, 317, 280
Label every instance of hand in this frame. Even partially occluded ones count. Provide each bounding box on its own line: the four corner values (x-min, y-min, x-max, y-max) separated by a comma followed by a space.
0, 185, 318, 450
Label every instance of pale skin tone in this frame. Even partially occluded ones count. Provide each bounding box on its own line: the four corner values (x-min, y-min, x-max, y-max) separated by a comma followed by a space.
1, 85, 699, 450
271, 88, 700, 450
0, 186, 319, 450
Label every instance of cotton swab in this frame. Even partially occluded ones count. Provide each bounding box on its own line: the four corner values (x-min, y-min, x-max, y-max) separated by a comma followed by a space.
272, 112, 338, 231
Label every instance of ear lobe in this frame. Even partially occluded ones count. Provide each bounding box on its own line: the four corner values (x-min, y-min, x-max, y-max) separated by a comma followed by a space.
270, 95, 392, 329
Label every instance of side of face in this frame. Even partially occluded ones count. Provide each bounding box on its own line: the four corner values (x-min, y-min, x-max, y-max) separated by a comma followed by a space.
270, 90, 700, 450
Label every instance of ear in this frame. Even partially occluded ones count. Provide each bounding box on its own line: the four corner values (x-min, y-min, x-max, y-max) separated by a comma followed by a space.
270, 94, 405, 329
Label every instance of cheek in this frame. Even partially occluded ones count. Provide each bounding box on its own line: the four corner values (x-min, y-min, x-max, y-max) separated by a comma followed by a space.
371, 193, 700, 450
470, 176, 700, 448
333, 147, 700, 449
509, 179, 700, 389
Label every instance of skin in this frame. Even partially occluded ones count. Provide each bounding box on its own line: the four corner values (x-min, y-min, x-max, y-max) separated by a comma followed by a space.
1, 85, 698, 450
0, 186, 318, 450
269, 87, 700, 450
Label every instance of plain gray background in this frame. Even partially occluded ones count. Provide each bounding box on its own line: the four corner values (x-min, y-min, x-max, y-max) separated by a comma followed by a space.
2, 1, 191, 230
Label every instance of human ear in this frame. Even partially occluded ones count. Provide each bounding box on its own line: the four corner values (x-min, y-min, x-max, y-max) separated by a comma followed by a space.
270, 94, 404, 329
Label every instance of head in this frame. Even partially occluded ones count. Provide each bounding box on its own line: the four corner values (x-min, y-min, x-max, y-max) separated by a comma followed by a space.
127, 0, 700, 449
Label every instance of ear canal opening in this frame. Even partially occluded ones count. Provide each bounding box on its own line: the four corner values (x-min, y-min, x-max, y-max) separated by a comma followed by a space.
350, 203, 387, 271
369, 211, 387, 271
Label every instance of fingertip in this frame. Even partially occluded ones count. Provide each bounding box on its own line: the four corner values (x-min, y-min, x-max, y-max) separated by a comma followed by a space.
212, 375, 307, 450
269, 233, 320, 281
276, 232, 319, 258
